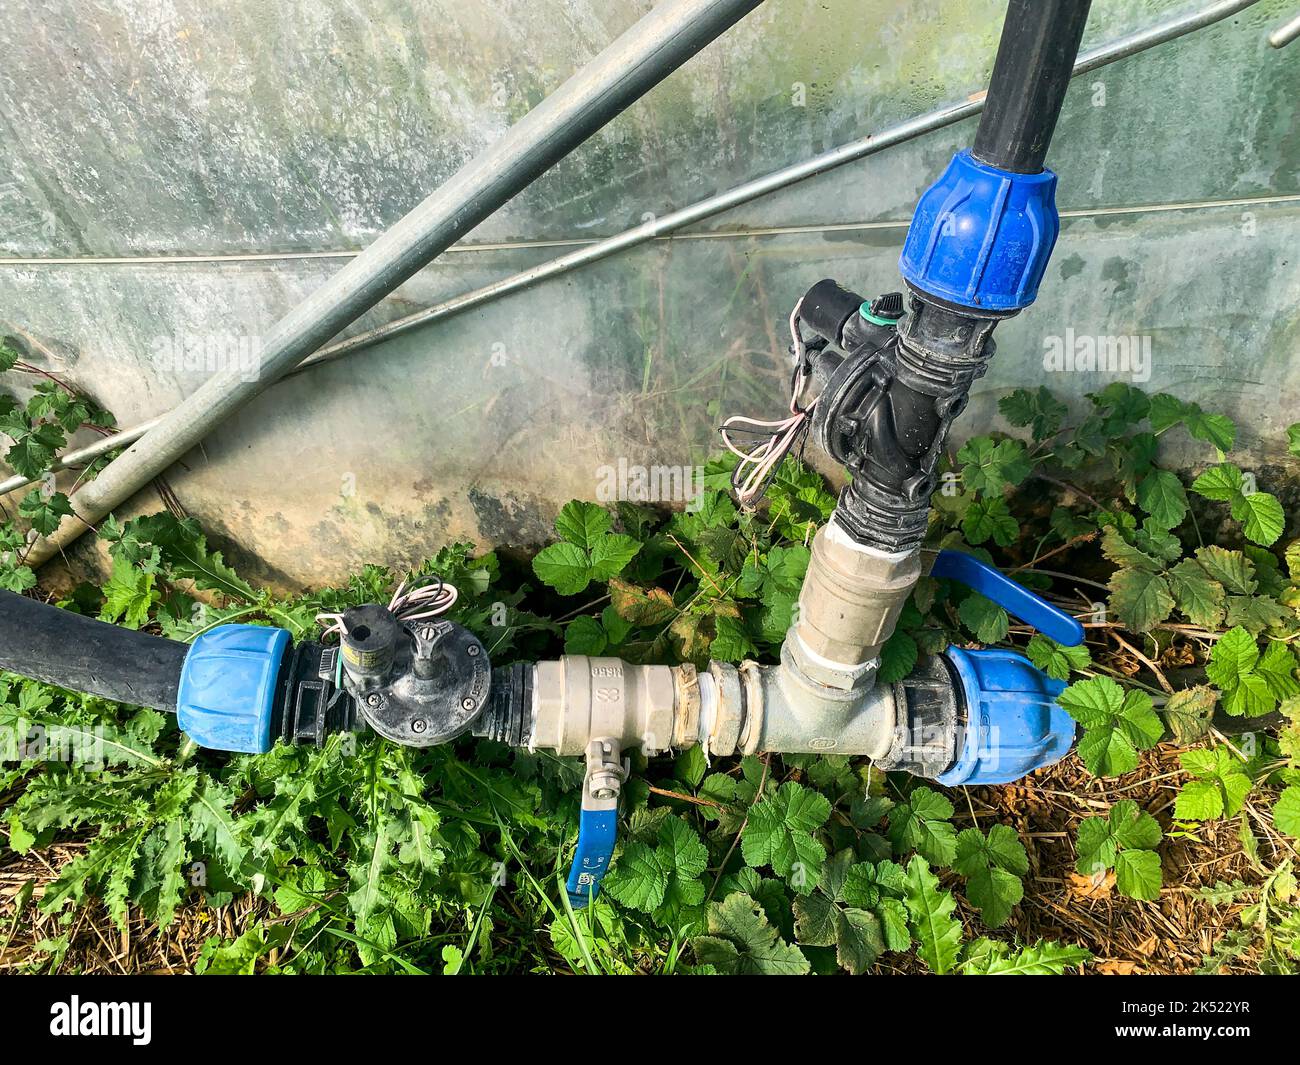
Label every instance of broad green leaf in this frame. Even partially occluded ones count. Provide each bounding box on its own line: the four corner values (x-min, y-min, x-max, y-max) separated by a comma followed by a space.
1057, 676, 1124, 730
1162, 685, 1217, 744
954, 825, 1028, 929
673, 746, 708, 790
963, 866, 1024, 929
1109, 799, 1163, 851
1224, 594, 1288, 635
840, 858, 905, 909
1201, 624, 1274, 717
741, 781, 830, 892
1100, 527, 1162, 572
531, 542, 592, 595
587, 534, 641, 581
958, 592, 1009, 644
1274, 786, 1300, 837
1206, 626, 1259, 689
1107, 566, 1174, 633
999, 386, 1067, 440
963, 497, 1019, 547
711, 615, 755, 663
1147, 393, 1188, 433
1077, 726, 1140, 777
3, 420, 65, 480
1223, 673, 1276, 718
963, 938, 1092, 975
18, 489, 73, 537
902, 856, 963, 975
1191, 463, 1243, 502
553, 501, 612, 549
1257, 641, 1300, 700
878, 630, 919, 684
1133, 520, 1182, 562
1194, 546, 1256, 595
1114, 688, 1164, 750
693, 892, 810, 975
99, 555, 158, 629
835, 907, 885, 974
532, 532, 639, 595
1174, 778, 1224, 821
1075, 800, 1162, 900
878, 897, 911, 952
1025, 634, 1091, 681
563, 615, 607, 655
887, 787, 957, 868
1167, 559, 1225, 629
104, 512, 255, 600
0, 562, 37, 593
761, 544, 810, 594
1183, 409, 1236, 451
608, 578, 677, 626
791, 891, 837, 946
1074, 816, 1118, 878
1232, 490, 1285, 546
1114, 848, 1162, 901
603, 842, 669, 912
958, 437, 1031, 495
1136, 469, 1187, 530
1285, 539, 1300, 580
658, 816, 708, 882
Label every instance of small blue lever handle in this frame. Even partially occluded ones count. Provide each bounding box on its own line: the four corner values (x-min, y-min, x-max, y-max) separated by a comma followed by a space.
931, 549, 1085, 647
566, 807, 617, 909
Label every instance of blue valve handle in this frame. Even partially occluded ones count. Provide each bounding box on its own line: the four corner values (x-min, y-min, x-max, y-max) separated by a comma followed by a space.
930, 549, 1085, 648
566, 807, 617, 909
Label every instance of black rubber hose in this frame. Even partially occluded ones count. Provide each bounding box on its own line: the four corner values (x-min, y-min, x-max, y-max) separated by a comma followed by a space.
972, 0, 1093, 174
0, 590, 189, 712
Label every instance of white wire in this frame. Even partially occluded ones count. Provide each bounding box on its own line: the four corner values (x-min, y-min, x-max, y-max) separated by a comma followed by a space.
388, 576, 459, 621
720, 297, 817, 509
315, 612, 348, 640
315, 575, 459, 640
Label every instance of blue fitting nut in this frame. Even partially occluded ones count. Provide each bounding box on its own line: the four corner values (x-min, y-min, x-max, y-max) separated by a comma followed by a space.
177, 624, 291, 754
899, 149, 1059, 313
937, 646, 1074, 786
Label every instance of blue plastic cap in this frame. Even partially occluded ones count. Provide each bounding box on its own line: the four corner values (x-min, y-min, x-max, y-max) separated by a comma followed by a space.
177, 624, 291, 754
937, 646, 1075, 786
899, 149, 1059, 313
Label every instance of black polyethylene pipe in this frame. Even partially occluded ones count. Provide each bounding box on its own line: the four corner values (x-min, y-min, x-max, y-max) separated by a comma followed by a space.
972, 0, 1093, 174
0, 591, 189, 712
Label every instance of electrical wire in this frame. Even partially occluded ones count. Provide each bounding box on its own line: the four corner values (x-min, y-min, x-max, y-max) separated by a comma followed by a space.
315, 612, 348, 641
719, 297, 818, 508
315, 575, 459, 640
388, 576, 459, 621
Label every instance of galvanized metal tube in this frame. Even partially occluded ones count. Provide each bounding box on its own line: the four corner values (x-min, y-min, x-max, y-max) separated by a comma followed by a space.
22, 0, 763, 563
298, 0, 1264, 372
1268, 11, 1300, 47
0, 418, 160, 498
14, 0, 1261, 510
